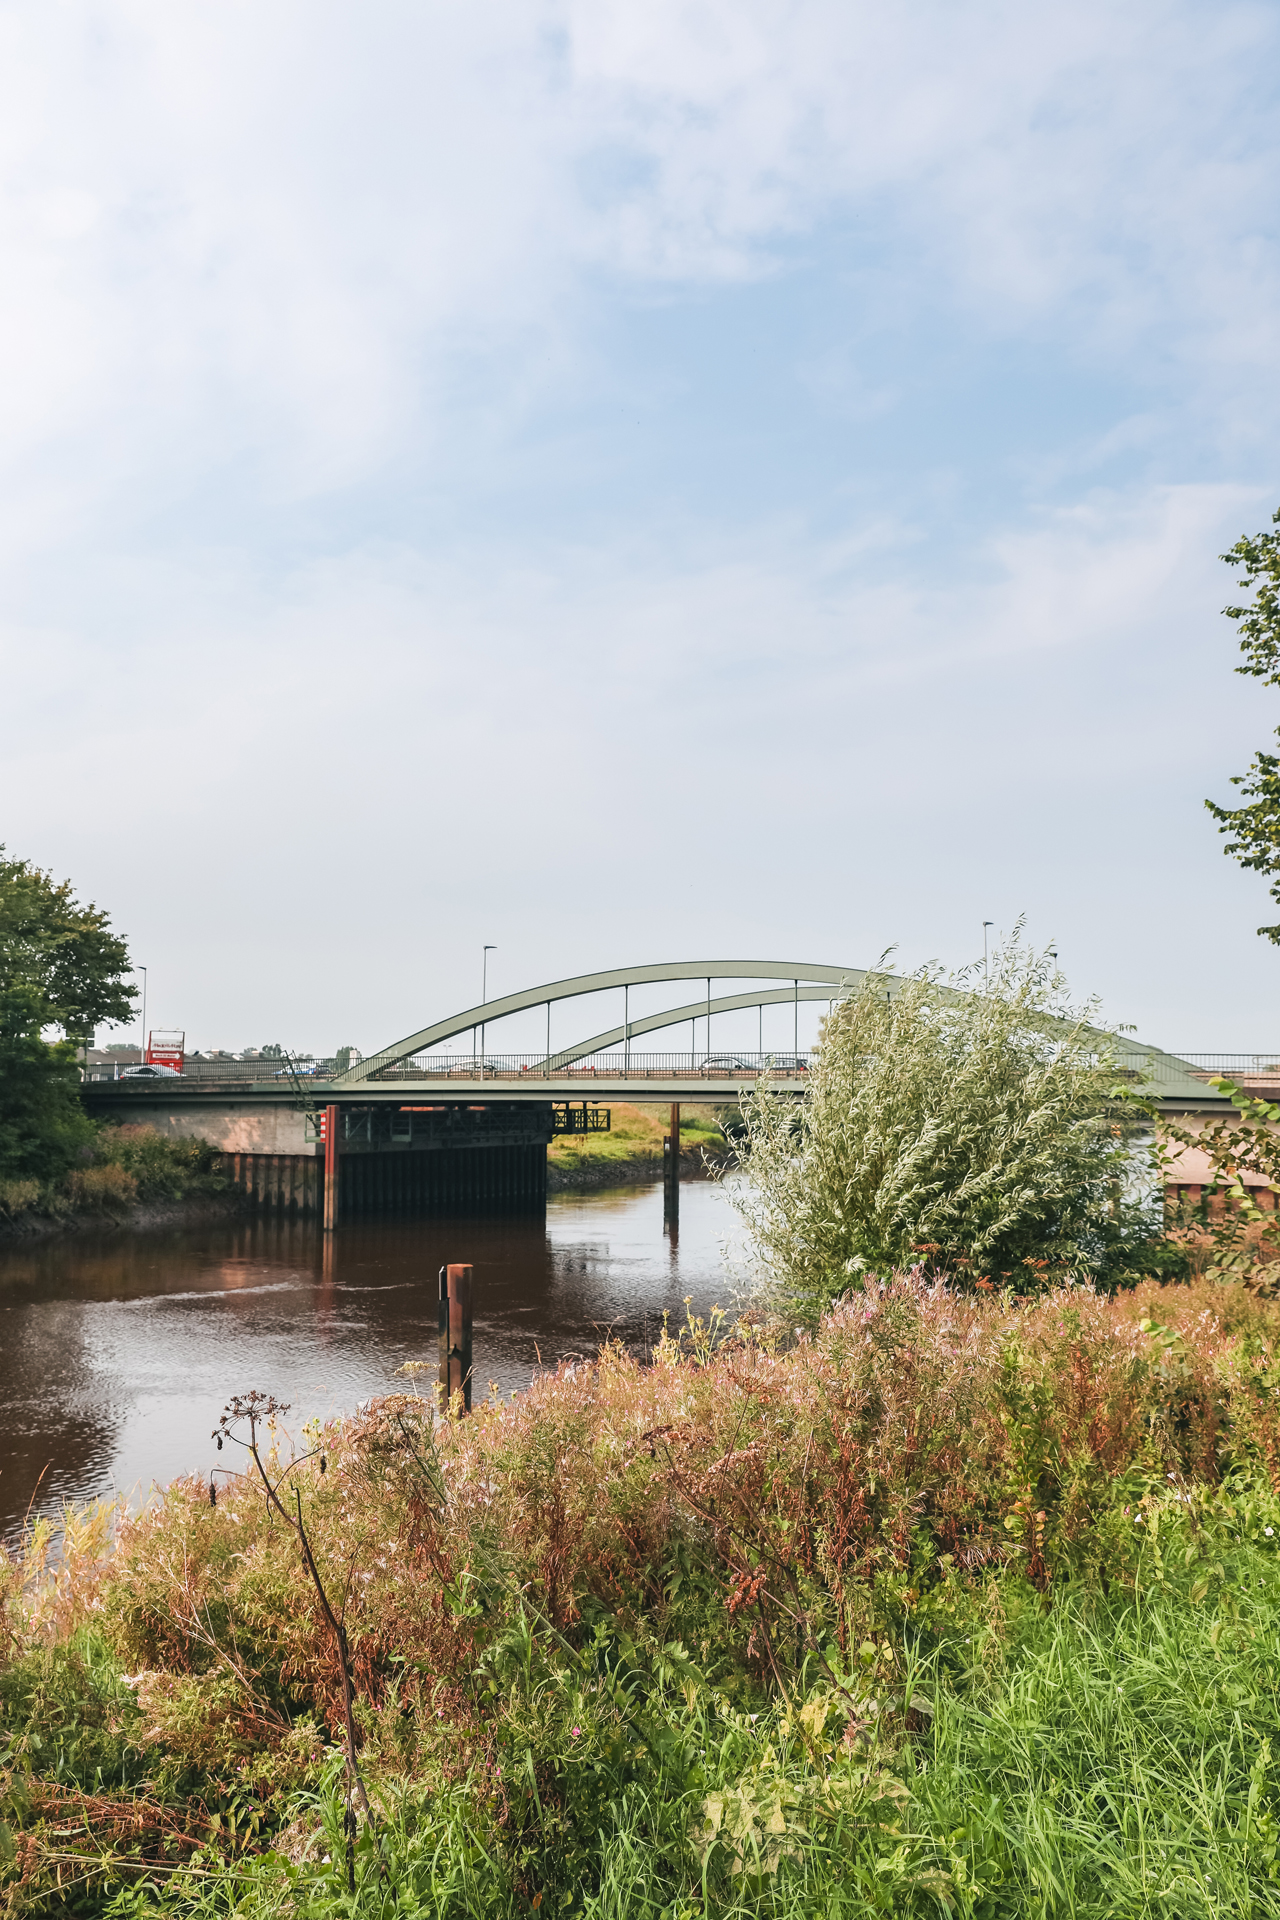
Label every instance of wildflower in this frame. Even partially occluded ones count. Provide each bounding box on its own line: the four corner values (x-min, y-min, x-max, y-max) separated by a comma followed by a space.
571, 1726, 581, 1738
1266, 1527, 1275, 1538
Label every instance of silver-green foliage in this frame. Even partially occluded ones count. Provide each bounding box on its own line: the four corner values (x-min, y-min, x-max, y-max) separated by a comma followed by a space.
732, 941, 1150, 1316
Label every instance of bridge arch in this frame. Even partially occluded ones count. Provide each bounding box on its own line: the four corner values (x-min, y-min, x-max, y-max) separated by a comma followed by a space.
334, 958, 1208, 1100
336, 960, 869, 1084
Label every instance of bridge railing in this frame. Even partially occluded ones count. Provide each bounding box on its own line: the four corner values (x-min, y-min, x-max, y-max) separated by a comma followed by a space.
372, 1051, 817, 1081
82, 1051, 817, 1086
82, 1057, 336, 1086
82, 1049, 1280, 1092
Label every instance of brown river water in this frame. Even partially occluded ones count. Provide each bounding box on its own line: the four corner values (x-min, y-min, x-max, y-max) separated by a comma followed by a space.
0, 1179, 747, 1543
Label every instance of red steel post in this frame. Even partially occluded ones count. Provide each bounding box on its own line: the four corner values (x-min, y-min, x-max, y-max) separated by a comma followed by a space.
438, 1263, 474, 1412
323, 1104, 339, 1232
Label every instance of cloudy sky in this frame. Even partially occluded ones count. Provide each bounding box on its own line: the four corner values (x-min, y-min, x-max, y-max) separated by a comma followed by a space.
3, 0, 1279, 1056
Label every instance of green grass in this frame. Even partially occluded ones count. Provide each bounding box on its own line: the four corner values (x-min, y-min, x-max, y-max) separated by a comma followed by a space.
547, 1102, 727, 1178
913, 1552, 1280, 1915
67, 1519, 1280, 1918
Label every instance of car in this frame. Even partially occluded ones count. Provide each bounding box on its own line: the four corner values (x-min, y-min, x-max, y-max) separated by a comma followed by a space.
120, 1063, 182, 1078
272, 1061, 323, 1078
702, 1054, 757, 1072
766, 1053, 810, 1071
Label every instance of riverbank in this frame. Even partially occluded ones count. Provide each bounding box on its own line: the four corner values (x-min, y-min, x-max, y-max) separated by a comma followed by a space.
6, 1271, 1280, 1914
0, 1125, 236, 1244
0, 1189, 248, 1244
546, 1100, 732, 1189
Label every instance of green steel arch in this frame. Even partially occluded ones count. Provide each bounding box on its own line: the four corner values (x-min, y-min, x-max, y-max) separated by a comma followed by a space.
336, 960, 864, 1084
333, 958, 1213, 1102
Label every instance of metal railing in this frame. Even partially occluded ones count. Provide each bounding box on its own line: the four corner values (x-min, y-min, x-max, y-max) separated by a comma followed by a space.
83, 1051, 813, 1086
82, 1056, 337, 1086
1175, 1054, 1280, 1077
82, 1048, 1280, 1092
363, 1051, 814, 1082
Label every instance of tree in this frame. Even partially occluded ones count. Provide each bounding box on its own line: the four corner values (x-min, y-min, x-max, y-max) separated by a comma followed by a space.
0, 852, 134, 1182
730, 941, 1164, 1322
0, 984, 95, 1180
1206, 510, 1280, 942
0, 848, 135, 1038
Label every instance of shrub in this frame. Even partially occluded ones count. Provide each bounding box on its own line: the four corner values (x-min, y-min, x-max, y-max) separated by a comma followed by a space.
0, 1176, 40, 1219
730, 938, 1163, 1318
66, 1163, 140, 1212
92, 1125, 226, 1200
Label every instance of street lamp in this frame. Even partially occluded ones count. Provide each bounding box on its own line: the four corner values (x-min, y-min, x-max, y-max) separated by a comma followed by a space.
138, 966, 147, 1062
480, 946, 496, 1071
982, 922, 993, 985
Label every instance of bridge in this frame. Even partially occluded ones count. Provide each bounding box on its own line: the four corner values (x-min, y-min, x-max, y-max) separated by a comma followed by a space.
81, 958, 1251, 1223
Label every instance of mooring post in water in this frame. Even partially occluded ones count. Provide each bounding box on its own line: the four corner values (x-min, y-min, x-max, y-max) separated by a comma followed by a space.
664, 1101, 680, 1235
438, 1264, 473, 1412
322, 1104, 340, 1232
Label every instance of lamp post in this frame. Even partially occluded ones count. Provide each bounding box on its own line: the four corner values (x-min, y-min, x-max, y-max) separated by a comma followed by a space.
480, 946, 495, 1072
138, 966, 147, 1062
983, 922, 993, 985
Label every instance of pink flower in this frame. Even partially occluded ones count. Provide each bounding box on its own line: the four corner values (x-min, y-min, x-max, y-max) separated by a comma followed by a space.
571, 1726, 581, 1738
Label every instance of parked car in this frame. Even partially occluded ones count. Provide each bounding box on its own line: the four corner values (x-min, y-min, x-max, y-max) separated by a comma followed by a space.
120, 1063, 182, 1078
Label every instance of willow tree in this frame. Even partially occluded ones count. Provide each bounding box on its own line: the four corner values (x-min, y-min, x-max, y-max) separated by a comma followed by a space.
731, 941, 1163, 1320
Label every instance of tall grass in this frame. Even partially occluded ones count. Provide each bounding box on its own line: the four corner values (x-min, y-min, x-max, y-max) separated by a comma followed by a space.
9, 1273, 1280, 1913
85, 1535, 1280, 1917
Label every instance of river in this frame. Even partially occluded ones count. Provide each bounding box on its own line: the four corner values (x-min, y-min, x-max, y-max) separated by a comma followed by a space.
0, 1179, 749, 1543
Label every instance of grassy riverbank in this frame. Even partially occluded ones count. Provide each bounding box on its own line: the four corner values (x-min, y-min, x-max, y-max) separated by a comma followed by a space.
7, 1273, 1280, 1914
547, 1102, 730, 1185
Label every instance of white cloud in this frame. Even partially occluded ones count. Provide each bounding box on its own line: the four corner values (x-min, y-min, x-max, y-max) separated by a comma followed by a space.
1, 2, 1278, 1047
0, 0, 1272, 529
4, 477, 1268, 1039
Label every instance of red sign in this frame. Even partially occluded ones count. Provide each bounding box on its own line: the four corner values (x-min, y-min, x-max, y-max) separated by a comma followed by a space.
146, 1029, 185, 1073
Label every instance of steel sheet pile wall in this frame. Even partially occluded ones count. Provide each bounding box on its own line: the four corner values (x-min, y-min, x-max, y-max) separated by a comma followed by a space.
339, 1143, 546, 1216
221, 1152, 321, 1216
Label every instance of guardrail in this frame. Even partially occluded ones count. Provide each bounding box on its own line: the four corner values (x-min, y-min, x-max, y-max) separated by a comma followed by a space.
1176, 1054, 1280, 1077
363, 1051, 815, 1082
82, 1058, 338, 1086
81, 1049, 1280, 1092
81, 1051, 814, 1086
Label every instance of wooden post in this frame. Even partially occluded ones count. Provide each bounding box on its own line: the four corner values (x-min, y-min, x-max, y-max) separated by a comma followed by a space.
323, 1104, 339, 1231
438, 1263, 473, 1412
664, 1100, 680, 1233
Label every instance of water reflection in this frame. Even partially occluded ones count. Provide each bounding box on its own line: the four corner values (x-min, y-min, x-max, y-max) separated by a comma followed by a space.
0, 1180, 745, 1541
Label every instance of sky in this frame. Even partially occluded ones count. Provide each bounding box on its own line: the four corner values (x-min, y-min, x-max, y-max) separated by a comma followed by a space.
3, 0, 1280, 1058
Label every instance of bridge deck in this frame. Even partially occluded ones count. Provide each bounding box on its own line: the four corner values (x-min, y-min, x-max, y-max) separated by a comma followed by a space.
82, 1048, 1242, 1111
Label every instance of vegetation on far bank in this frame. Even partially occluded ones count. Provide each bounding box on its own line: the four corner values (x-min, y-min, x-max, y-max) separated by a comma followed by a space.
547, 1103, 729, 1181
0, 1126, 229, 1229
8, 1275, 1280, 1915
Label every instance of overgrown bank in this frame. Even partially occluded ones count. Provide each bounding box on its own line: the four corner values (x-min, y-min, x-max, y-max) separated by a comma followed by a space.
0, 1126, 237, 1240
8, 1274, 1280, 1914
